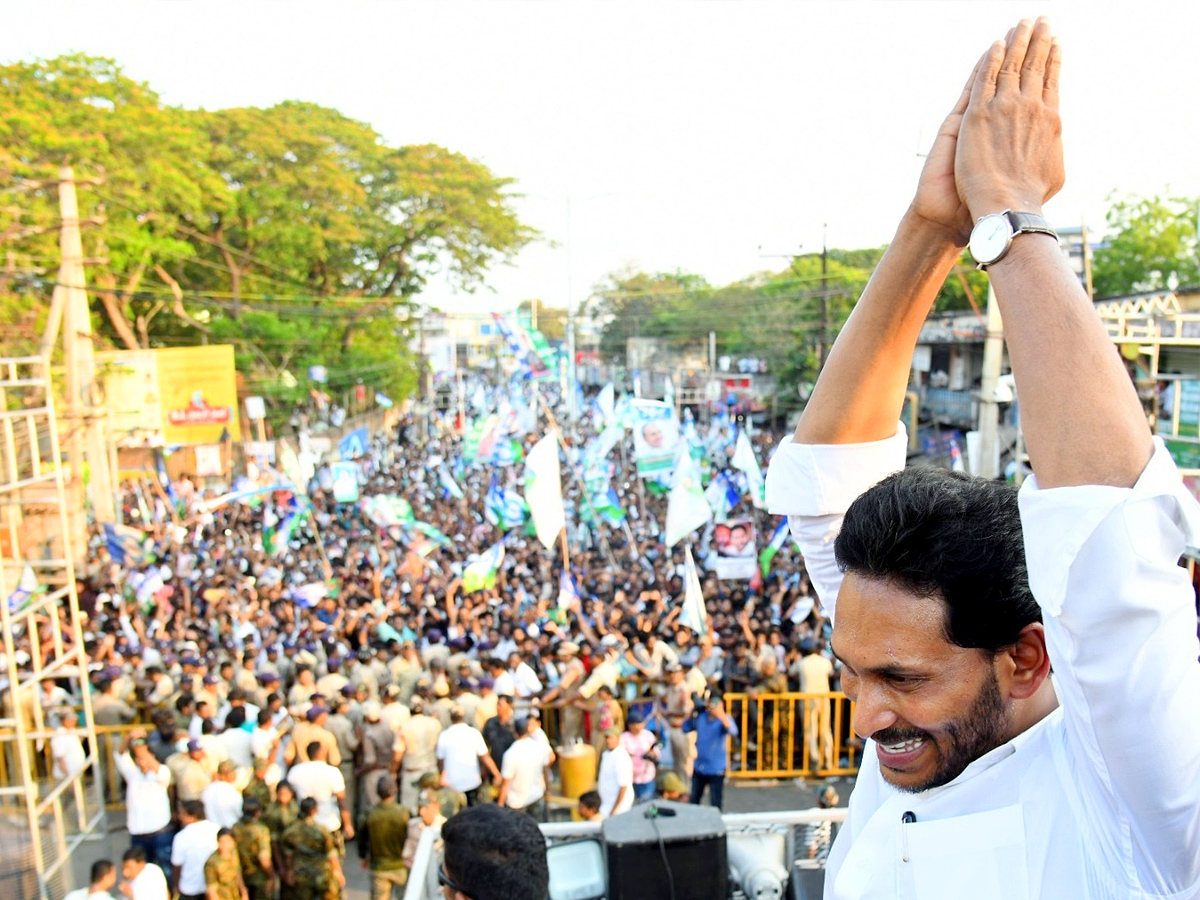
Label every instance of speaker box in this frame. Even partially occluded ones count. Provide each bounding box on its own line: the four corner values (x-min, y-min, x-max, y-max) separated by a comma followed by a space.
601, 800, 728, 900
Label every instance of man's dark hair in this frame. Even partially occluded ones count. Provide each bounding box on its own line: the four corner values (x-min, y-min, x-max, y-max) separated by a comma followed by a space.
181, 799, 205, 821
90, 859, 115, 884
306, 740, 322, 760
834, 467, 1041, 652
226, 707, 247, 729
441, 805, 549, 900
578, 790, 600, 812
300, 797, 318, 817
122, 846, 147, 864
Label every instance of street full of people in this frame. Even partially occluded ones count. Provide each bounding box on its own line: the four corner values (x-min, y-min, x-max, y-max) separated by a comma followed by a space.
50, 383, 847, 900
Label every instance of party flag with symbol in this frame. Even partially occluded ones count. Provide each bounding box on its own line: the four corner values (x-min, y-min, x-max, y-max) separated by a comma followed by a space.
463, 540, 506, 593
759, 518, 791, 577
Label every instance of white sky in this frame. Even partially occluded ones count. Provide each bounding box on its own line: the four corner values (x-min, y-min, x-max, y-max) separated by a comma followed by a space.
3, 1, 1197, 313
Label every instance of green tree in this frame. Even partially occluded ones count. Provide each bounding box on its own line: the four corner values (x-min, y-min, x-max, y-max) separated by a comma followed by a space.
0, 54, 534, 426
0, 54, 227, 349
1092, 194, 1200, 297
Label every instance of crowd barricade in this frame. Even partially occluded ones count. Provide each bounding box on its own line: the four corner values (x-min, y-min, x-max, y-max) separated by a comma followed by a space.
0, 722, 136, 816
723, 692, 860, 779
46, 695, 859, 815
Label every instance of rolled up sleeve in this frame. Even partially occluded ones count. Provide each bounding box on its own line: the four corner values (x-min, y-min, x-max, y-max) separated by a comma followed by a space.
764, 426, 908, 622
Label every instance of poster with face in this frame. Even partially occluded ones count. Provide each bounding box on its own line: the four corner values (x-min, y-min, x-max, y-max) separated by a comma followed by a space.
713, 517, 757, 580
630, 399, 680, 477
331, 461, 361, 503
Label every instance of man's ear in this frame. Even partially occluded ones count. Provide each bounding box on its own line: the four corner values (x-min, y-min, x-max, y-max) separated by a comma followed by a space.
998, 623, 1051, 700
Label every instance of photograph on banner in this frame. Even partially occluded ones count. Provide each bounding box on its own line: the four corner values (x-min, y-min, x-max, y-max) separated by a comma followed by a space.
330, 461, 361, 503
630, 399, 680, 478
713, 517, 757, 580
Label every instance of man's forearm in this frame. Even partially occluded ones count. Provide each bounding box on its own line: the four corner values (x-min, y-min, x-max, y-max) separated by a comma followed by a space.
795, 210, 961, 446
988, 237, 1151, 488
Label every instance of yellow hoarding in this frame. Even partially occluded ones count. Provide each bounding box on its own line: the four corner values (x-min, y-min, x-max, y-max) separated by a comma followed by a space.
156, 346, 241, 444
99, 345, 242, 445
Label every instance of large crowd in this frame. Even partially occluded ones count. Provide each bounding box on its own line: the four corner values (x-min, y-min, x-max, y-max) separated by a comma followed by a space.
46, 384, 845, 899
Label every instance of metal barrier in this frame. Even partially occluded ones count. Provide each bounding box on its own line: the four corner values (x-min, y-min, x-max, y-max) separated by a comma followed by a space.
724, 692, 860, 779
32, 694, 858, 816
0, 723, 136, 816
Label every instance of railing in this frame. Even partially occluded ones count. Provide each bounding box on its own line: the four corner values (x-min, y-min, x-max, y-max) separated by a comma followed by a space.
15, 692, 858, 815
724, 692, 859, 779
0, 722, 138, 816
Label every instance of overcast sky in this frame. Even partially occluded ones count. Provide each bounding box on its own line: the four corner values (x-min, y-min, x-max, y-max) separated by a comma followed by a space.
3, 1, 1196, 313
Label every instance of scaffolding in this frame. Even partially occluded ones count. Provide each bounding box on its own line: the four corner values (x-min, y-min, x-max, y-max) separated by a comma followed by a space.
0, 355, 105, 900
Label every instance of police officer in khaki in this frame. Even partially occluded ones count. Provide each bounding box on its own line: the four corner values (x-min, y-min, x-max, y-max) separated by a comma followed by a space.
359, 774, 410, 900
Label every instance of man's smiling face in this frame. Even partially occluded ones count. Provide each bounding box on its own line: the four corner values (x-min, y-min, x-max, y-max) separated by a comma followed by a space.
832, 572, 1012, 793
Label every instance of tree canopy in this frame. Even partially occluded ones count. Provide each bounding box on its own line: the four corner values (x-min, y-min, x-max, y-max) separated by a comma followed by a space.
0, 54, 536, 417
1091, 194, 1200, 298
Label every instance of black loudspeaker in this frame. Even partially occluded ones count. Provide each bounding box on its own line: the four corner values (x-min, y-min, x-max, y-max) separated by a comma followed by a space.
601, 800, 728, 900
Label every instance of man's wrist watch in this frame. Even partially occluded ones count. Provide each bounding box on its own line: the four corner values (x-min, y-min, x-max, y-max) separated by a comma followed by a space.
968, 210, 1058, 270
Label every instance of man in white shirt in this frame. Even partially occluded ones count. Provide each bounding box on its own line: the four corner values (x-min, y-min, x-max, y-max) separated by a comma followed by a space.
499, 716, 554, 819
169, 800, 219, 900
113, 730, 173, 872
506, 652, 542, 700
436, 706, 501, 805
764, 19, 1200, 899
287, 740, 354, 839
119, 847, 168, 900
597, 727, 634, 819
216, 707, 254, 773
51, 707, 87, 779
65, 859, 117, 900
200, 760, 242, 828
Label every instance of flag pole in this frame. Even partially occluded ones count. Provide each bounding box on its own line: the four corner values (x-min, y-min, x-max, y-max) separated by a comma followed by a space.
305, 500, 334, 582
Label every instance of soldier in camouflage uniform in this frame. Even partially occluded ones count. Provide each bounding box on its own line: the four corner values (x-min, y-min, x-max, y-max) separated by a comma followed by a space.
232, 798, 275, 900
204, 829, 247, 900
281, 798, 344, 900
243, 757, 274, 811
414, 772, 466, 820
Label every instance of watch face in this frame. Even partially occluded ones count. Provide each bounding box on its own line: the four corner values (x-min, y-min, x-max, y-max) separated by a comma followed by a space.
969, 214, 1013, 265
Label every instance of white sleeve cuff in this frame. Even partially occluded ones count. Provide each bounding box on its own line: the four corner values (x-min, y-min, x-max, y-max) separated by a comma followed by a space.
765, 424, 909, 517
1018, 437, 1200, 616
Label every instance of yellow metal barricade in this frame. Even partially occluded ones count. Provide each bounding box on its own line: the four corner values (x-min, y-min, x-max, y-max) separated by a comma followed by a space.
723, 692, 859, 779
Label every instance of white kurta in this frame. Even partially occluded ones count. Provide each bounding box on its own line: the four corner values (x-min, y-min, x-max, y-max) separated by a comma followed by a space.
766, 427, 1200, 900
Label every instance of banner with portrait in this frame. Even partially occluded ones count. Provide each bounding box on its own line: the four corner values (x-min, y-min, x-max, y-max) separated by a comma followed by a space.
630, 399, 680, 478
330, 461, 361, 503
713, 517, 757, 580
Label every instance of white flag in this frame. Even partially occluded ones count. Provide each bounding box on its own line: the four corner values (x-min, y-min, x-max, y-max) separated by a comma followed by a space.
524, 432, 565, 551
680, 547, 708, 635
731, 429, 766, 509
664, 447, 712, 547
597, 383, 615, 424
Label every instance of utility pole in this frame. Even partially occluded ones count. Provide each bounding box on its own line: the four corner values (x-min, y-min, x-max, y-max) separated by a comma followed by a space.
818, 223, 829, 370
52, 166, 115, 548
976, 283, 1004, 479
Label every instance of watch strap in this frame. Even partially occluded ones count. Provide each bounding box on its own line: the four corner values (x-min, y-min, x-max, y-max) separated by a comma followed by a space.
1007, 211, 1057, 240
